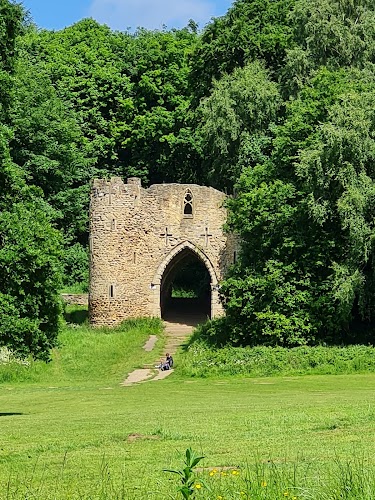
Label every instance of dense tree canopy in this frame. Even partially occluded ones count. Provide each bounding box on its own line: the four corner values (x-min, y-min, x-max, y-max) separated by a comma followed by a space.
1, 0, 375, 356
221, 68, 375, 346
0, 0, 62, 360
206, 0, 375, 346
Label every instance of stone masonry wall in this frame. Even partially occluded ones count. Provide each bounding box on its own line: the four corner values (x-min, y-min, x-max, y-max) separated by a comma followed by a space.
89, 177, 238, 326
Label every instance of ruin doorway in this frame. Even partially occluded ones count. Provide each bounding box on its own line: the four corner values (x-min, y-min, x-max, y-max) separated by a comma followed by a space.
160, 247, 211, 325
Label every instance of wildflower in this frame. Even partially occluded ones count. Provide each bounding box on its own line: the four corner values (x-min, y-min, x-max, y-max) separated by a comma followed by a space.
221, 471, 227, 476
231, 470, 240, 475
261, 480, 267, 487
217, 496, 223, 500
195, 483, 202, 489
209, 471, 215, 476
284, 493, 289, 497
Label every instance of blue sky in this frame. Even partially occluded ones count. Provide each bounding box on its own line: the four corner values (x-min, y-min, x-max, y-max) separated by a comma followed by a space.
21, 0, 233, 32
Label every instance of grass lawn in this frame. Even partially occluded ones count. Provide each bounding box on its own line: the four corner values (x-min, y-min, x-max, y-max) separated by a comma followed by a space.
1, 317, 375, 498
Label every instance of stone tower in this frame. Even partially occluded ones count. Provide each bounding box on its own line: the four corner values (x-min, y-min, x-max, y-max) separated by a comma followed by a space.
89, 177, 237, 326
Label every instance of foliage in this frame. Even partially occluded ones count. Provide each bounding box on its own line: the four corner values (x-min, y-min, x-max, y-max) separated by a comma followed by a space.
164, 448, 205, 500
197, 61, 281, 190
217, 66, 375, 346
118, 26, 199, 185
10, 56, 94, 244
0, 0, 23, 117
190, 0, 296, 101
179, 339, 375, 378
0, 314, 163, 383
2, 0, 375, 349
19, 21, 199, 186
0, 1, 63, 360
0, 198, 63, 360
62, 243, 89, 291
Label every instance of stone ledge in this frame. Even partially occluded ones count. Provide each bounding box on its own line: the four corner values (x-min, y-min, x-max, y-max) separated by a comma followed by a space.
62, 294, 89, 306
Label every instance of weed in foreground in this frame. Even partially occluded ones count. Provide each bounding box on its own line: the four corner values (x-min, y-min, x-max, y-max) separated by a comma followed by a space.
164, 449, 375, 500
164, 447, 206, 499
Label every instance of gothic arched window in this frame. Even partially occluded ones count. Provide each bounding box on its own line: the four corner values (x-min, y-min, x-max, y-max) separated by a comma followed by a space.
183, 189, 193, 217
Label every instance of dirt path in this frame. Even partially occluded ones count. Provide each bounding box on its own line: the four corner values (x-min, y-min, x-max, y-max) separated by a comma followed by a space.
121, 312, 206, 386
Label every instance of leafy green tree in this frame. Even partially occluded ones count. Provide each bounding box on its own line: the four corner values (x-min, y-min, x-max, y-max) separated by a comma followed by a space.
19, 19, 134, 177
20, 21, 199, 186
282, 0, 375, 94
221, 68, 375, 346
0, 0, 63, 360
10, 57, 94, 242
0, 191, 63, 360
0, 0, 23, 117
197, 61, 281, 190
115, 26, 199, 184
190, 0, 296, 101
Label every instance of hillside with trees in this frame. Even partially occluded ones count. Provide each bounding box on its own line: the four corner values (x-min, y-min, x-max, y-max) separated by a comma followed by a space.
1, 0, 375, 358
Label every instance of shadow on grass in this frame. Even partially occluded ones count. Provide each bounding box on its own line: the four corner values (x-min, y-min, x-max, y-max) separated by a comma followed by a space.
64, 306, 88, 325
0, 413, 24, 416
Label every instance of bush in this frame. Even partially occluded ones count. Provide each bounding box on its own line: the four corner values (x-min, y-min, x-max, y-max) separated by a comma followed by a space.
62, 243, 89, 291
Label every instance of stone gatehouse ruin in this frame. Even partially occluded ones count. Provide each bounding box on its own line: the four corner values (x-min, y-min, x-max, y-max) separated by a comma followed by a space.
89, 177, 237, 326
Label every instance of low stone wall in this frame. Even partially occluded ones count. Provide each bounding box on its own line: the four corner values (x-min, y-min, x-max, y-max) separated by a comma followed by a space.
61, 294, 88, 306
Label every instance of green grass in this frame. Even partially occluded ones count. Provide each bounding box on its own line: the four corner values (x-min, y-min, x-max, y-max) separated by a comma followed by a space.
61, 283, 88, 294
177, 342, 375, 378
2, 315, 375, 498
63, 304, 89, 325
0, 316, 164, 385
2, 373, 375, 498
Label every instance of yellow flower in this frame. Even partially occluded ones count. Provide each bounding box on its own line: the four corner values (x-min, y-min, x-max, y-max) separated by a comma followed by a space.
231, 470, 240, 475
217, 496, 223, 500
261, 480, 267, 487
220, 471, 227, 476
195, 483, 202, 489
284, 493, 289, 497
209, 471, 215, 476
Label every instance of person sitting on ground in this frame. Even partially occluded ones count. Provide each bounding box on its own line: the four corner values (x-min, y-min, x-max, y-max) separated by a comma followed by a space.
165, 353, 174, 369
156, 358, 164, 370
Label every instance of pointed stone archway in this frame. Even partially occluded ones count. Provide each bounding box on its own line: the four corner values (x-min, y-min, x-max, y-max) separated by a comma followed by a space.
151, 240, 220, 321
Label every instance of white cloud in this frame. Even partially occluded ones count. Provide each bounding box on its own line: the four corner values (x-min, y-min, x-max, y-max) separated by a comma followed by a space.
88, 0, 216, 31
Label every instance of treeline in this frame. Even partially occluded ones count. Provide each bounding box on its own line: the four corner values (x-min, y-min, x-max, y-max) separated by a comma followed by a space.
1, 0, 375, 358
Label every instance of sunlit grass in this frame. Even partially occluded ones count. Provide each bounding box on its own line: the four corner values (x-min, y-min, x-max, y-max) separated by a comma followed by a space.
0, 316, 164, 385
1, 313, 375, 498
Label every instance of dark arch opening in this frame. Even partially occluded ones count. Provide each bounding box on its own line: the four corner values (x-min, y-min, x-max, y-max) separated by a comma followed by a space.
160, 248, 211, 325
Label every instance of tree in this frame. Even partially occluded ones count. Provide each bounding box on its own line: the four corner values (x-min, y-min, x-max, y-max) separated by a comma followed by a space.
19, 21, 199, 186
190, 0, 296, 101
10, 57, 94, 243
282, 0, 375, 94
114, 26, 199, 184
197, 61, 281, 191
220, 68, 375, 346
0, 191, 63, 360
0, 0, 63, 360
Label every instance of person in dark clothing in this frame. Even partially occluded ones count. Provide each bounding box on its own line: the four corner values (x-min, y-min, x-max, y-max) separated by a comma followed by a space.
165, 353, 173, 369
